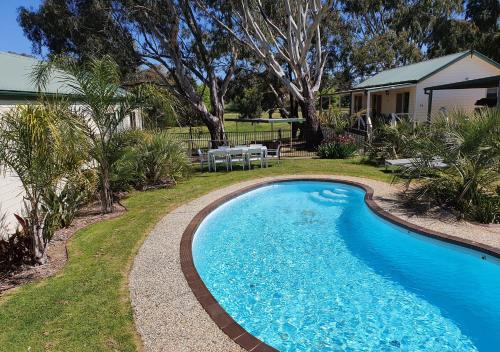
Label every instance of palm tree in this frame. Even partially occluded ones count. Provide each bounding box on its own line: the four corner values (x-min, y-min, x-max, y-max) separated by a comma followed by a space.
34, 56, 135, 213
0, 101, 86, 263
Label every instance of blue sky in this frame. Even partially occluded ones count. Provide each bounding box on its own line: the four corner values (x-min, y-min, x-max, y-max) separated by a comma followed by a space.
0, 0, 42, 56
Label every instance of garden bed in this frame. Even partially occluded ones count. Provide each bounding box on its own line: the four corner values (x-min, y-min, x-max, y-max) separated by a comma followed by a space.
0, 203, 125, 294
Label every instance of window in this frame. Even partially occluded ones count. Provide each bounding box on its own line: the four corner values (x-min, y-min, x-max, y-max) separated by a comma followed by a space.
396, 92, 410, 114
353, 95, 363, 112
486, 88, 497, 98
371, 94, 382, 115
130, 111, 137, 129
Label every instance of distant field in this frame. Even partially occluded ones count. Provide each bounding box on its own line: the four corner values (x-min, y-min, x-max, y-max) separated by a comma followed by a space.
166, 112, 294, 134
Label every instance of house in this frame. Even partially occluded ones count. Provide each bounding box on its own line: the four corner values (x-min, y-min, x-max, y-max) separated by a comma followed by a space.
321, 50, 500, 130
0, 52, 143, 129
0, 52, 143, 234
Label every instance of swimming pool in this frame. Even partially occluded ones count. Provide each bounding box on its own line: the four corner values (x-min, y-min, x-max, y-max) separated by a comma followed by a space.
192, 181, 500, 351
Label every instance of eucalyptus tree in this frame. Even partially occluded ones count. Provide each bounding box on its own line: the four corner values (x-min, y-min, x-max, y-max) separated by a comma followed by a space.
121, 0, 239, 145
18, 0, 141, 76
19, 0, 241, 146
0, 101, 87, 264
202, 0, 335, 145
337, 0, 478, 81
34, 56, 136, 214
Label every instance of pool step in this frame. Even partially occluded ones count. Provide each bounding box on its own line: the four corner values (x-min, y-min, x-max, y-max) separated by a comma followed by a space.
310, 191, 348, 205
322, 190, 348, 198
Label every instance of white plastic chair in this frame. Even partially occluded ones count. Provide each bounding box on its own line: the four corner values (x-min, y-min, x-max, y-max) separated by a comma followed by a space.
265, 144, 281, 167
197, 149, 210, 172
228, 149, 246, 170
247, 147, 264, 168
210, 149, 230, 172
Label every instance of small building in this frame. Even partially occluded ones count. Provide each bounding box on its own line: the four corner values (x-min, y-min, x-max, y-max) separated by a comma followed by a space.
0, 52, 143, 234
0, 52, 143, 129
321, 50, 500, 129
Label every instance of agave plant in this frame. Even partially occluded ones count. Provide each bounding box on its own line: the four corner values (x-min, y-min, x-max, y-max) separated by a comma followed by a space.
400, 109, 500, 223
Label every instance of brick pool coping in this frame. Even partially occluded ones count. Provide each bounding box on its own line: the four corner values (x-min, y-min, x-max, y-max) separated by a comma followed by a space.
179, 177, 500, 352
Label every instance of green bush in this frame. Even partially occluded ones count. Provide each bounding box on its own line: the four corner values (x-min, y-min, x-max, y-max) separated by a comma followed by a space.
468, 195, 499, 224
366, 121, 419, 164
111, 130, 190, 191
42, 170, 98, 228
111, 147, 144, 191
400, 109, 500, 224
138, 131, 191, 186
317, 135, 357, 159
319, 107, 351, 135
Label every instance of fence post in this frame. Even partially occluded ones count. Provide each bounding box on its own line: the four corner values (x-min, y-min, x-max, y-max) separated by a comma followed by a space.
189, 126, 193, 156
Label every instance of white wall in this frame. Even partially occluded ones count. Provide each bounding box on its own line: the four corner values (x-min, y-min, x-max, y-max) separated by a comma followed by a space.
0, 100, 143, 234
414, 54, 500, 121
0, 169, 25, 235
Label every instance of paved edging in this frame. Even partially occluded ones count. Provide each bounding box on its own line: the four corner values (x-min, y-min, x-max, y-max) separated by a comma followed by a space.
129, 175, 500, 352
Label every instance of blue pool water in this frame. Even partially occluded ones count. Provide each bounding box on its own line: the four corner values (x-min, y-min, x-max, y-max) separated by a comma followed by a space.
192, 181, 500, 351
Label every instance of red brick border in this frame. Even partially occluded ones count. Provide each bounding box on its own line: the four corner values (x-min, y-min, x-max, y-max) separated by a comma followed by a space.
180, 178, 500, 351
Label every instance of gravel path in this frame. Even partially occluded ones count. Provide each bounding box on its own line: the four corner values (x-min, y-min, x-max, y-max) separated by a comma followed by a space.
129, 175, 500, 352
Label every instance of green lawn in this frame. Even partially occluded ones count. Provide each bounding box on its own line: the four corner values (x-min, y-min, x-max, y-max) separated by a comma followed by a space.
0, 159, 391, 352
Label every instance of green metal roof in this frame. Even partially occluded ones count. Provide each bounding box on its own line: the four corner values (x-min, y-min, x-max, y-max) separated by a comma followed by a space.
0, 51, 129, 100
0, 52, 76, 97
355, 51, 500, 89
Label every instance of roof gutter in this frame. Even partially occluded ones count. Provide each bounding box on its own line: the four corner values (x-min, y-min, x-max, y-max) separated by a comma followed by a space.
321, 82, 417, 96
0, 89, 129, 103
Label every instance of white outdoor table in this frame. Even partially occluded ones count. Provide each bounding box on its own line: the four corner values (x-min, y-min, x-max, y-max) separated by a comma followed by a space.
207, 146, 267, 171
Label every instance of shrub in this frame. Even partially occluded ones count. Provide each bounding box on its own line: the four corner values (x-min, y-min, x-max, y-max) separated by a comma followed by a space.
42, 170, 98, 228
0, 102, 88, 264
111, 131, 190, 191
468, 195, 499, 224
400, 109, 500, 224
317, 135, 357, 159
319, 107, 351, 135
111, 147, 144, 191
138, 131, 191, 186
0, 229, 32, 272
366, 121, 419, 164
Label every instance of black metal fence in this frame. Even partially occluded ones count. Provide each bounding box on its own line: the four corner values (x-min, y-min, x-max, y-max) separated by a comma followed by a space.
169, 128, 366, 159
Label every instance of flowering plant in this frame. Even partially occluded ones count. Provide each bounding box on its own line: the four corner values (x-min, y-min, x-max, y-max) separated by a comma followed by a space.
317, 135, 357, 159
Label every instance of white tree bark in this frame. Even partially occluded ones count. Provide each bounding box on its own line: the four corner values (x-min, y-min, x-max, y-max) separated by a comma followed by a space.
133, 0, 238, 145
201, 0, 334, 144
203, 0, 333, 103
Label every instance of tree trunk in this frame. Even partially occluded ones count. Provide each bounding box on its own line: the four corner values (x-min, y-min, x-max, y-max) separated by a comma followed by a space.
290, 94, 300, 138
31, 214, 47, 265
300, 94, 323, 147
203, 110, 226, 148
100, 165, 113, 214
26, 199, 47, 265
